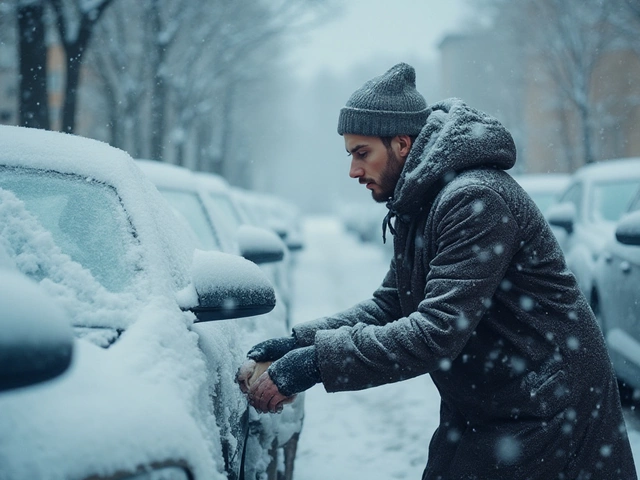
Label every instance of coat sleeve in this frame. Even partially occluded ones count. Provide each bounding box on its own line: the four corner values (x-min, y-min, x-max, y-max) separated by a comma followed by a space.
314, 185, 521, 392
292, 256, 403, 346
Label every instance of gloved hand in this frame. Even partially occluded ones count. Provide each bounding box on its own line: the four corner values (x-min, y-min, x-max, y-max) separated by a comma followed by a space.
246, 335, 299, 362
248, 346, 321, 413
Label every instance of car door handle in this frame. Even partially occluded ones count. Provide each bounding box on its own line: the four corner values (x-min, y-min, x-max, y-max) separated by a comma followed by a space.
619, 261, 631, 274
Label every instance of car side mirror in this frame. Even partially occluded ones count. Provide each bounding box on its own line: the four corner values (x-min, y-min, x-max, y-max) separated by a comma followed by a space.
546, 202, 576, 234
236, 224, 286, 264
285, 234, 304, 253
181, 250, 276, 322
0, 270, 74, 392
615, 210, 640, 246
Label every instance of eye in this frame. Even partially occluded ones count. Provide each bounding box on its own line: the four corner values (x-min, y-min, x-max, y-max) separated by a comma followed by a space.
356, 150, 368, 159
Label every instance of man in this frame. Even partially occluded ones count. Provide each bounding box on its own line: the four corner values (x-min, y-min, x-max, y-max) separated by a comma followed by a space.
238, 63, 637, 479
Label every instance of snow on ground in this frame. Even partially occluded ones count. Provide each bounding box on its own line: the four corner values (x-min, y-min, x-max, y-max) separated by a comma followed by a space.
289, 215, 640, 479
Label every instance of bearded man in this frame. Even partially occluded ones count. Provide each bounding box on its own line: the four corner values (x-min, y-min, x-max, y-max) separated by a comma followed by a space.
238, 63, 637, 480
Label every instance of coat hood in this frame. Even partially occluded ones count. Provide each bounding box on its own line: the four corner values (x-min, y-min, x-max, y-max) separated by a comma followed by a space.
390, 98, 516, 217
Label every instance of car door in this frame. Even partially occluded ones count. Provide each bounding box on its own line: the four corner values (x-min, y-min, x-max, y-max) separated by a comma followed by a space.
605, 194, 640, 338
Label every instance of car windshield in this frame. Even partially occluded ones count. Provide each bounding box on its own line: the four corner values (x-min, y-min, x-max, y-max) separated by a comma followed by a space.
0, 166, 137, 292
207, 192, 243, 234
159, 188, 220, 251
590, 179, 640, 222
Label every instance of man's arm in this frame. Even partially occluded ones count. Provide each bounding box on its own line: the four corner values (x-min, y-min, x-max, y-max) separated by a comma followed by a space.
292, 261, 402, 346
314, 185, 520, 392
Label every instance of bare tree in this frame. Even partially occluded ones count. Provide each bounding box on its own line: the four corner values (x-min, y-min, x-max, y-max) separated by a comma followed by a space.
17, 0, 49, 129
477, 0, 625, 167
86, 0, 149, 156
611, 0, 640, 58
48, 0, 114, 132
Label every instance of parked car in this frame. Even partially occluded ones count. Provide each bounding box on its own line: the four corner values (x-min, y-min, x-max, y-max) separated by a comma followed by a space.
592, 190, 640, 400
337, 201, 389, 243
230, 187, 305, 255
510, 173, 570, 214
136, 160, 304, 480
546, 157, 640, 300
228, 186, 304, 328
0, 125, 280, 480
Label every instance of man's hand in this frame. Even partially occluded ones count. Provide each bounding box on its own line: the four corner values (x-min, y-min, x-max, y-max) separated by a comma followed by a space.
245, 345, 321, 413
236, 359, 271, 394
246, 336, 299, 362
247, 371, 294, 414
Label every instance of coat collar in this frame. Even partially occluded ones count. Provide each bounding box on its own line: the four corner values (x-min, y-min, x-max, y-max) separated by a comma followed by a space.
388, 98, 517, 218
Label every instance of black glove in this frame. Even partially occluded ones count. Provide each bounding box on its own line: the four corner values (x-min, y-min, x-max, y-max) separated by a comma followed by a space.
246, 335, 299, 362
268, 345, 322, 397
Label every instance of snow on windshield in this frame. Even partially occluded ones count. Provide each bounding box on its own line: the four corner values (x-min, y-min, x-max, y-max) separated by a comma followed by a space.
0, 166, 138, 292
0, 188, 139, 329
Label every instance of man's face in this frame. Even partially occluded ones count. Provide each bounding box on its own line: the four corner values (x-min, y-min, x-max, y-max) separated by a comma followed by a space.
345, 134, 407, 203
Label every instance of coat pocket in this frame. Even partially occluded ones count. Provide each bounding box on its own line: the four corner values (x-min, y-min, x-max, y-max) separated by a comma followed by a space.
525, 369, 569, 417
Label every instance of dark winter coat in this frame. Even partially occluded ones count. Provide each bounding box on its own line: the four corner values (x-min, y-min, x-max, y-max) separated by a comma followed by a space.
293, 99, 636, 479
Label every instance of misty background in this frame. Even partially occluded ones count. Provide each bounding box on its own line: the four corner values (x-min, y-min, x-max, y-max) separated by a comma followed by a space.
0, 0, 638, 214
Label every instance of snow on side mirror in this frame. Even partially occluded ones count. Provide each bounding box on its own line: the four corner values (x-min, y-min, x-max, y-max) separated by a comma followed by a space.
237, 224, 286, 264
615, 210, 640, 246
546, 202, 576, 234
184, 250, 276, 322
0, 269, 74, 392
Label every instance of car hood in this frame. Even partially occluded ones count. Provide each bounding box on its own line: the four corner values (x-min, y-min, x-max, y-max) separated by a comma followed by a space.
0, 296, 226, 480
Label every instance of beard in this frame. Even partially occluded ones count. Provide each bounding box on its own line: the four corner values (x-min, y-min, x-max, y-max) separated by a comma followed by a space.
371, 147, 404, 203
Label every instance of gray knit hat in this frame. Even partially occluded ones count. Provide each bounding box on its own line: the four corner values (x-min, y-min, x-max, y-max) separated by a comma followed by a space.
337, 63, 429, 137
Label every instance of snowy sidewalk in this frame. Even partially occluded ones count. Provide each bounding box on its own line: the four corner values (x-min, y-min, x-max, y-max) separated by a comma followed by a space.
289, 216, 440, 480
289, 215, 640, 479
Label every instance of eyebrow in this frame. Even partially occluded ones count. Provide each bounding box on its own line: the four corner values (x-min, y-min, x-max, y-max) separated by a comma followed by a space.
347, 144, 368, 155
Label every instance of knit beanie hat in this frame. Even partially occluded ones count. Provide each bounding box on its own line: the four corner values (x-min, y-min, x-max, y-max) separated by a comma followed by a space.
337, 63, 429, 137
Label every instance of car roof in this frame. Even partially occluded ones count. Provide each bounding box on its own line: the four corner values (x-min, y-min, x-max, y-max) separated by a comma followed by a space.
136, 159, 197, 191
196, 171, 231, 194
511, 173, 571, 193
0, 125, 142, 188
572, 157, 640, 182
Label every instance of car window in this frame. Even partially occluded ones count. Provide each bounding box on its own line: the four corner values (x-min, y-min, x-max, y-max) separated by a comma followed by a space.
207, 193, 243, 233
158, 188, 220, 251
628, 189, 640, 213
0, 166, 136, 292
590, 180, 640, 222
559, 182, 583, 217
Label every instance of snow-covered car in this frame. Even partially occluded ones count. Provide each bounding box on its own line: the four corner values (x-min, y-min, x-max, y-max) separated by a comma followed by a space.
546, 157, 640, 300
136, 160, 305, 480
0, 267, 73, 393
337, 201, 388, 243
230, 187, 304, 255
592, 191, 640, 398
0, 125, 279, 480
510, 173, 570, 214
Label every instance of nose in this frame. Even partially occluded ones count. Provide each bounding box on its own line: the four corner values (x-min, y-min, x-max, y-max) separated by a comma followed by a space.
349, 159, 364, 179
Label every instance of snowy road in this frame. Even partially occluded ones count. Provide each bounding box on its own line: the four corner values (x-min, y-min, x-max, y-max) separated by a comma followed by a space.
289, 216, 640, 479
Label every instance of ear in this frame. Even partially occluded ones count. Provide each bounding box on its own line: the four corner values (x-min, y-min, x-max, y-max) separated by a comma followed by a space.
393, 135, 413, 159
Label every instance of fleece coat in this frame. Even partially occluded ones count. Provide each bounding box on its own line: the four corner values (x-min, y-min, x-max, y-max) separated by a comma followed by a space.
293, 99, 636, 479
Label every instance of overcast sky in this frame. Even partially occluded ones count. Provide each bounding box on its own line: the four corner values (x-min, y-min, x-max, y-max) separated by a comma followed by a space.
287, 0, 473, 79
